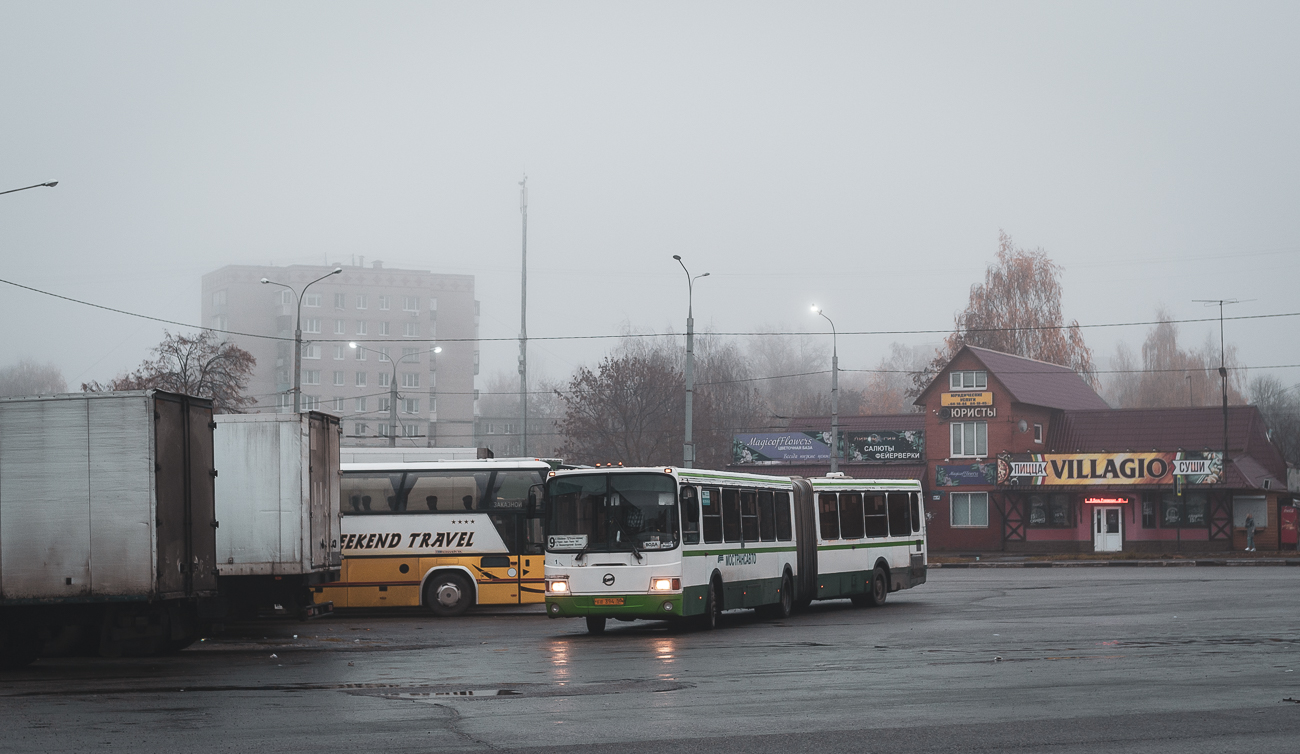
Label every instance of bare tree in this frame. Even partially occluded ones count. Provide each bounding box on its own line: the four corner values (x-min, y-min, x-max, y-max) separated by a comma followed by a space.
914, 231, 1095, 396
1249, 375, 1300, 466
1101, 308, 1246, 408
0, 360, 67, 397
82, 330, 257, 413
692, 337, 767, 468
853, 342, 930, 414
555, 349, 683, 466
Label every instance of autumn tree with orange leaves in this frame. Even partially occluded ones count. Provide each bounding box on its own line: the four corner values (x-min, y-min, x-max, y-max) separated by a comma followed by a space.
913, 232, 1095, 396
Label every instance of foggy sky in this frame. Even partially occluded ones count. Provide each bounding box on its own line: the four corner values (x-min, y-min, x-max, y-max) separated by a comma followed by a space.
2, 2, 1298, 395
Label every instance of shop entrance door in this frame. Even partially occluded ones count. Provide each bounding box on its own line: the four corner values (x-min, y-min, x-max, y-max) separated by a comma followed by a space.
1093, 507, 1123, 552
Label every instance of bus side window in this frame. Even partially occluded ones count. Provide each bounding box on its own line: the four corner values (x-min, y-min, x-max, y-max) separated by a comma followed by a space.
681, 486, 701, 545
839, 492, 864, 539
819, 494, 840, 540
910, 492, 922, 533
758, 490, 776, 542
702, 488, 722, 544
864, 494, 888, 537
775, 492, 792, 541
887, 492, 910, 536
722, 489, 742, 543
740, 490, 759, 543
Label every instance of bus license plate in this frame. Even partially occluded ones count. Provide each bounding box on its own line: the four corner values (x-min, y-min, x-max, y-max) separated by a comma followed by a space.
594, 597, 624, 606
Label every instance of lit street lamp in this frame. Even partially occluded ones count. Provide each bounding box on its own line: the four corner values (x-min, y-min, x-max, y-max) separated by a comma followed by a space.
261, 268, 342, 413
811, 305, 839, 474
673, 255, 709, 468
350, 342, 441, 447
0, 181, 58, 196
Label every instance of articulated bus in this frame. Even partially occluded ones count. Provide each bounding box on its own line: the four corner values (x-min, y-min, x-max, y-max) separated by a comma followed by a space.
542, 467, 926, 633
316, 459, 550, 614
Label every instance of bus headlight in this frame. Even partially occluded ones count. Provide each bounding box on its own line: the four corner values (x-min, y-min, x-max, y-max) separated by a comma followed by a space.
649, 578, 680, 591
546, 579, 569, 594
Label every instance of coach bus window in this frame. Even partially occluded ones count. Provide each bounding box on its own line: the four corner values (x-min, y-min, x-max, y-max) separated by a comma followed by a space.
702, 488, 722, 543
722, 489, 742, 542
839, 492, 864, 539
819, 494, 840, 540
864, 494, 888, 537
758, 490, 776, 541
887, 492, 910, 536
775, 492, 792, 541
681, 486, 701, 544
407, 473, 481, 512
910, 493, 921, 533
342, 473, 409, 514
741, 490, 759, 542
489, 513, 521, 554
488, 470, 544, 511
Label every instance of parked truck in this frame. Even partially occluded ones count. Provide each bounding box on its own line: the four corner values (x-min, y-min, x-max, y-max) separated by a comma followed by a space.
212, 412, 341, 620
0, 391, 218, 668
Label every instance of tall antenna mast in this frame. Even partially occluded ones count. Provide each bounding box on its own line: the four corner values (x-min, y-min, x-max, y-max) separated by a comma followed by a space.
519, 175, 528, 456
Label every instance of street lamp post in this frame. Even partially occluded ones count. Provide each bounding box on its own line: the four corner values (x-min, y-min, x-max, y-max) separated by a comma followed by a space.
811, 306, 839, 474
262, 268, 342, 413
0, 181, 58, 196
350, 343, 441, 447
673, 255, 709, 468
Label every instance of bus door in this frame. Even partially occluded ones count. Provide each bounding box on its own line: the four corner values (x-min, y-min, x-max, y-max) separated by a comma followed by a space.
475, 549, 521, 605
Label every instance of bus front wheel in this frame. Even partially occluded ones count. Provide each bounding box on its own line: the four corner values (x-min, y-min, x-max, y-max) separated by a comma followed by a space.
585, 616, 607, 634
425, 573, 473, 617
699, 580, 721, 631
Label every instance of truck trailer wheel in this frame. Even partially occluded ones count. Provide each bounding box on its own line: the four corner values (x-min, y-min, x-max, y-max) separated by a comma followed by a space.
424, 573, 473, 617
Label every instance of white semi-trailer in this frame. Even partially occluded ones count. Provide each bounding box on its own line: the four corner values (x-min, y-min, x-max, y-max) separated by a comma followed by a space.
0, 391, 219, 667
212, 412, 341, 619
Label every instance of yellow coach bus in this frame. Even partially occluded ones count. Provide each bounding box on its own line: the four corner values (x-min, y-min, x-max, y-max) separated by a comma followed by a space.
316, 459, 551, 615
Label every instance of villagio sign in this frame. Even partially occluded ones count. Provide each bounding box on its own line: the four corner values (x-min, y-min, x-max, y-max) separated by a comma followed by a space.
996, 451, 1224, 487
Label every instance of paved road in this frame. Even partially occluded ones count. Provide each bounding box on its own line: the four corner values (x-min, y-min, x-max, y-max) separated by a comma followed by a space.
2, 569, 1298, 753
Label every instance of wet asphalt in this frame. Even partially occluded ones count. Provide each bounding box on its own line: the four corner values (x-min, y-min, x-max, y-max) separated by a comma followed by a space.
2, 568, 1298, 753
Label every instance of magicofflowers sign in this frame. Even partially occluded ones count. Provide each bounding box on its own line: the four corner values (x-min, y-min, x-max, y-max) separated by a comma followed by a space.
733, 432, 831, 463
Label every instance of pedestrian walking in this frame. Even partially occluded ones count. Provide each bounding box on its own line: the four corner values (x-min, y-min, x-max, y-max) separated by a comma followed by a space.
1245, 513, 1256, 552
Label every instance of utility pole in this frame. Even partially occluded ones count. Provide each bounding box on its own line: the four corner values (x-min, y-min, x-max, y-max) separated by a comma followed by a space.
674, 256, 709, 468
812, 306, 839, 474
1194, 299, 1243, 477
389, 359, 398, 448
519, 175, 528, 457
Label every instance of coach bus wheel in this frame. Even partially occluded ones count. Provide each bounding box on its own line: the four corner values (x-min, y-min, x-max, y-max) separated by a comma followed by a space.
425, 573, 473, 617
866, 566, 888, 607
585, 616, 607, 634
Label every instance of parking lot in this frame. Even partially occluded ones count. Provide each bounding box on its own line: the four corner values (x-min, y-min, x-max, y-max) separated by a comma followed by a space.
2, 568, 1298, 753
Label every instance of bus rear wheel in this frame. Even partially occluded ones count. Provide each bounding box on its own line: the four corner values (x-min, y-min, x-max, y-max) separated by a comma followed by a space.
865, 566, 888, 607
425, 573, 473, 617
761, 573, 793, 620
585, 616, 607, 634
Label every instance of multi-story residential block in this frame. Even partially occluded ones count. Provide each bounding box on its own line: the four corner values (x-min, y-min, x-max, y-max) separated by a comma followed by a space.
201, 261, 478, 447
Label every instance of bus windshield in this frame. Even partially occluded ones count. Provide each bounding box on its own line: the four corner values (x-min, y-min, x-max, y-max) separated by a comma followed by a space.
546, 473, 679, 553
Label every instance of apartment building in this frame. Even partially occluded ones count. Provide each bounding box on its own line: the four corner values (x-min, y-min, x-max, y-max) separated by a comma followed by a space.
201, 261, 478, 447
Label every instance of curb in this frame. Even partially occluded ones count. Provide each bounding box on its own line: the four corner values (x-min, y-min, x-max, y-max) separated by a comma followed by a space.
932, 559, 1299, 568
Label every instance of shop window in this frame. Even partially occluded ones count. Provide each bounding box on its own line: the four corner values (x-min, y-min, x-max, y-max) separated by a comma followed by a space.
774, 492, 792, 541
1160, 491, 1208, 528
1141, 494, 1157, 528
702, 488, 722, 544
1028, 493, 1072, 527
819, 494, 840, 540
1233, 496, 1267, 527
839, 493, 864, 539
864, 494, 888, 537
951, 492, 989, 528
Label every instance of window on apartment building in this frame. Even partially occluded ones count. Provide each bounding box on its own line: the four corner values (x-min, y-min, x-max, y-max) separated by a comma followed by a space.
276, 394, 292, 412
356, 372, 367, 387
280, 290, 293, 305
473, 350, 480, 375
303, 370, 320, 385
378, 295, 390, 310
950, 492, 989, 527
353, 422, 368, 437
302, 344, 320, 360
379, 372, 391, 388
276, 370, 290, 385
1027, 493, 1072, 527
378, 347, 390, 362
403, 322, 419, 337
379, 321, 390, 336
334, 345, 345, 360
401, 373, 419, 388
429, 297, 438, 312
304, 294, 321, 307
402, 424, 419, 437
378, 423, 391, 437
355, 397, 368, 412
378, 397, 391, 413
211, 315, 228, 331
355, 347, 366, 361
356, 295, 368, 309
334, 293, 346, 309
401, 398, 420, 414
356, 320, 368, 335
949, 370, 987, 390
949, 421, 987, 457
401, 348, 419, 363
301, 395, 320, 410
333, 397, 345, 412
429, 397, 436, 413
334, 320, 346, 335
333, 371, 345, 386
212, 290, 227, 307
485, 423, 495, 435
1033, 423, 1043, 443
304, 318, 321, 334
403, 296, 419, 312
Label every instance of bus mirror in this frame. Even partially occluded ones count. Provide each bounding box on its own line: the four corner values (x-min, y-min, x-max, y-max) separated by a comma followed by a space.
527, 484, 545, 517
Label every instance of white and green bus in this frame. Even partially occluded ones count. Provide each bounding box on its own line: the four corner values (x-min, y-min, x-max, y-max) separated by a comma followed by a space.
542, 467, 927, 633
